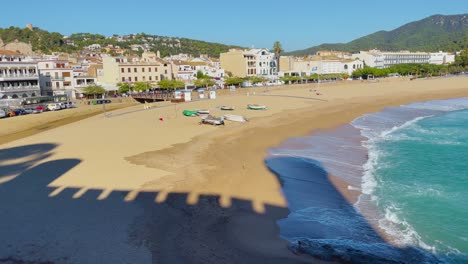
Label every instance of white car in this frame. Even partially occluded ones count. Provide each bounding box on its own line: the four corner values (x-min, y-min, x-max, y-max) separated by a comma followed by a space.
47, 103, 62, 111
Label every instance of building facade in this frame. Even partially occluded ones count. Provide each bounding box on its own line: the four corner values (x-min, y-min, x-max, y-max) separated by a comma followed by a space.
353, 50, 435, 68
0, 50, 40, 100
279, 56, 363, 76
220, 48, 277, 78
429, 51, 456, 65
36, 60, 74, 97
100, 57, 174, 86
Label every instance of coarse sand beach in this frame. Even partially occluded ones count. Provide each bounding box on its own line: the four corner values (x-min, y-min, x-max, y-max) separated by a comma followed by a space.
1, 76, 467, 263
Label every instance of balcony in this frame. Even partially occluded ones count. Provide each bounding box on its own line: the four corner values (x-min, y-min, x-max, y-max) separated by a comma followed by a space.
0, 74, 39, 81
0, 85, 40, 92
51, 77, 65, 81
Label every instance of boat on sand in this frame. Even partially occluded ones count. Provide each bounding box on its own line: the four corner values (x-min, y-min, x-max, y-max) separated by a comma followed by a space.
223, 114, 247, 122
200, 115, 224, 126
247, 104, 267, 110
220, 106, 235, 111
183, 110, 198, 116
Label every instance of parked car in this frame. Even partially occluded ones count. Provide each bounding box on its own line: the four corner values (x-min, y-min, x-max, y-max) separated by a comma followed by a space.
24, 107, 41, 114
63, 101, 77, 108
6, 110, 16, 117
47, 103, 62, 111
0, 109, 5, 118
14, 109, 28, 116
35, 105, 47, 112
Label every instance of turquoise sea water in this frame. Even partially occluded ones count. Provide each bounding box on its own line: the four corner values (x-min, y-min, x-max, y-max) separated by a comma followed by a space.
369, 109, 468, 263
268, 97, 468, 263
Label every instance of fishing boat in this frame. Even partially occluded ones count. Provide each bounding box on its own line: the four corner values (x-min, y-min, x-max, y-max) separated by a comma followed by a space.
220, 106, 235, 111
223, 114, 247, 122
197, 109, 210, 115
183, 110, 198, 116
247, 104, 267, 110
200, 115, 224, 126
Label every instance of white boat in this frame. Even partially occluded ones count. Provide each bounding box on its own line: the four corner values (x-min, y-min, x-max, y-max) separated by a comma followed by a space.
197, 109, 210, 114
220, 106, 235, 111
223, 114, 247, 122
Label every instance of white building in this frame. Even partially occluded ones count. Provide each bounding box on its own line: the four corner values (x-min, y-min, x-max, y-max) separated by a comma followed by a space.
353, 49, 438, 68
36, 60, 75, 98
0, 50, 40, 100
429, 51, 456, 65
280, 56, 363, 76
245, 48, 277, 77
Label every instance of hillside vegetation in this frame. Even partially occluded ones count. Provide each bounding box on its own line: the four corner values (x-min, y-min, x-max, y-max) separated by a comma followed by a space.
0, 27, 243, 58
287, 14, 468, 56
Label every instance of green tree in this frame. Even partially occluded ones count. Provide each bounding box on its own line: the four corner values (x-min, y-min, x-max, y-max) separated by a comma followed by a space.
272, 41, 283, 74
224, 77, 244, 87
196, 70, 206, 79
83, 84, 106, 99
157, 79, 185, 90
194, 78, 215, 88
133, 81, 150, 92
117, 82, 132, 94
454, 49, 468, 68
248, 76, 267, 84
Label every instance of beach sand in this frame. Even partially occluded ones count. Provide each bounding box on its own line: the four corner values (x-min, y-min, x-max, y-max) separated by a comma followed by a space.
1, 76, 467, 263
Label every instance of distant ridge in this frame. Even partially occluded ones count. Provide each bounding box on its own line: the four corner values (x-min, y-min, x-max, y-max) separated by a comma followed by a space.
0, 27, 244, 58
286, 14, 468, 56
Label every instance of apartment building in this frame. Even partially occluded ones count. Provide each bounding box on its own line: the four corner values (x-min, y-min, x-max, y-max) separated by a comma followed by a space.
36, 60, 74, 97
0, 50, 40, 99
220, 48, 277, 78
280, 56, 363, 76
100, 56, 174, 86
353, 49, 434, 68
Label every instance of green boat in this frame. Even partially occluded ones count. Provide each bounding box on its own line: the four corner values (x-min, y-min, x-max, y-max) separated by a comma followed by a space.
183, 110, 198, 116
247, 104, 267, 110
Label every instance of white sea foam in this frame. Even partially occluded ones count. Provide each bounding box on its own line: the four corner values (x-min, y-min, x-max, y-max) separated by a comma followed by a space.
270, 97, 468, 262
351, 98, 468, 258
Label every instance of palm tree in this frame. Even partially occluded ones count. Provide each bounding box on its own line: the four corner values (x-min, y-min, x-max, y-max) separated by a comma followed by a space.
272, 41, 283, 75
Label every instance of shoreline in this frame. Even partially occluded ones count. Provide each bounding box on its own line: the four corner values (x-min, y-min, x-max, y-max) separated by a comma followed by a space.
126, 77, 468, 262
1, 76, 468, 262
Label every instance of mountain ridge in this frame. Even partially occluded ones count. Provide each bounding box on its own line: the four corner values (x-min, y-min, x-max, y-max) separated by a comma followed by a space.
285, 14, 468, 56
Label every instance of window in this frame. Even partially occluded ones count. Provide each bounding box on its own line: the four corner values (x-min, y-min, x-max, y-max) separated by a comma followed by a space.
46, 64, 49, 69
142, 68, 145, 72
142, 76, 146, 81
122, 77, 125, 82
155, 67, 158, 72
149, 67, 152, 72
134, 68, 137, 72
135, 77, 138, 82
149, 76, 152, 81
155, 76, 159, 80
128, 68, 131, 73
164, 70, 167, 74
121, 68, 124, 73
129, 77, 132, 82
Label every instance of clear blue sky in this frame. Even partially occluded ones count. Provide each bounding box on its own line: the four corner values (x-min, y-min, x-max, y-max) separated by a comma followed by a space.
1, 0, 467, 51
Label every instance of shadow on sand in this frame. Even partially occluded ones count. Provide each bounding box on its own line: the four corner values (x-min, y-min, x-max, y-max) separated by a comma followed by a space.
0, 144, 441, 263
